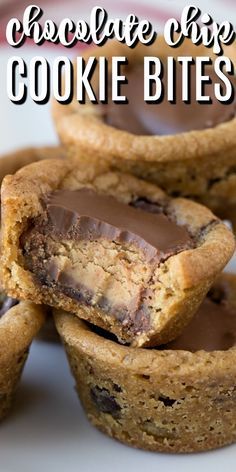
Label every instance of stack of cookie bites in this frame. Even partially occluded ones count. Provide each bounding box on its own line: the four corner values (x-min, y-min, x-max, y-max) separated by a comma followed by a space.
0, 37, 236, 453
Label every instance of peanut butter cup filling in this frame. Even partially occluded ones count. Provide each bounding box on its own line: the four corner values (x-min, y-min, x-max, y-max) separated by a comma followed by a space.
102, 63, 236, 135
21, 188, 193, 334
165, 282, 236, 351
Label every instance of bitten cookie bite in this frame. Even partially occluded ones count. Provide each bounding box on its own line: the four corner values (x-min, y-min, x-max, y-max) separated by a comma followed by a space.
54, 274, 236, 453
0, 292, 45, 420
0, 159, 234, 346
52, 38, 236, 219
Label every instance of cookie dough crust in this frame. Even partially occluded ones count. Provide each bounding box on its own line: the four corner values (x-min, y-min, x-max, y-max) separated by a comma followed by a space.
0, 159, 234, 346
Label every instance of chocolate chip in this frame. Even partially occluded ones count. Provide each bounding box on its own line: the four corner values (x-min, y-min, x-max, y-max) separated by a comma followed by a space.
158, 395, 176, 407
207, 286, 225, 305
0, 294, 19, 317
199, 219, 218, 238
17, 350, 28, 364
207, 177, 222, 190
89, 323, 120, 343
130, 197, 163, 214
170, 191, 181, 198
113, 383, 122, 393
90, 386, 121, 417
227, 165, 236, 176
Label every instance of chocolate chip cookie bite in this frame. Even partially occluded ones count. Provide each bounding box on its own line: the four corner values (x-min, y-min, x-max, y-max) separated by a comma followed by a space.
54, 273, 236, 453
0, 159, 234, 346
52, 37, 236, 221
0, 292, 45, 420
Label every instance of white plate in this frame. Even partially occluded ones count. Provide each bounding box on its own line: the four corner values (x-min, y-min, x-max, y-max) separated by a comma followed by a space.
0, 1, 236, 470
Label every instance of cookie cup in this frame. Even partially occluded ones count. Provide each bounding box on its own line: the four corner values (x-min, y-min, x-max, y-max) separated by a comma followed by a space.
0, 301, 45, 420
54, 275, 236, 453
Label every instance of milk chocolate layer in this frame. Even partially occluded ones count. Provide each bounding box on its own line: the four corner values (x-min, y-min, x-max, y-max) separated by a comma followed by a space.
102, 63, 236, 135
46, 188, 192, 262
22, 189, 193, 335
165, 283, 236, 351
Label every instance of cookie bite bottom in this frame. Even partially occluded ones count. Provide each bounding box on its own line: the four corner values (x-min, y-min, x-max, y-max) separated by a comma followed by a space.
55, 274, 236, 453
0, 295, 45, 420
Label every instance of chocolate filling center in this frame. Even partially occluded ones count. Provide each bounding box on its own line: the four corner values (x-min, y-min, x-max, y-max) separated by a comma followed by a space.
102, 63, 236, 136
22, 188, 193, 335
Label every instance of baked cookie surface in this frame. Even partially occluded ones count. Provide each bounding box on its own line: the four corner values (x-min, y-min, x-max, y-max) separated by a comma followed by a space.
0, 159, 234, 346
54, 273, 236, 453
